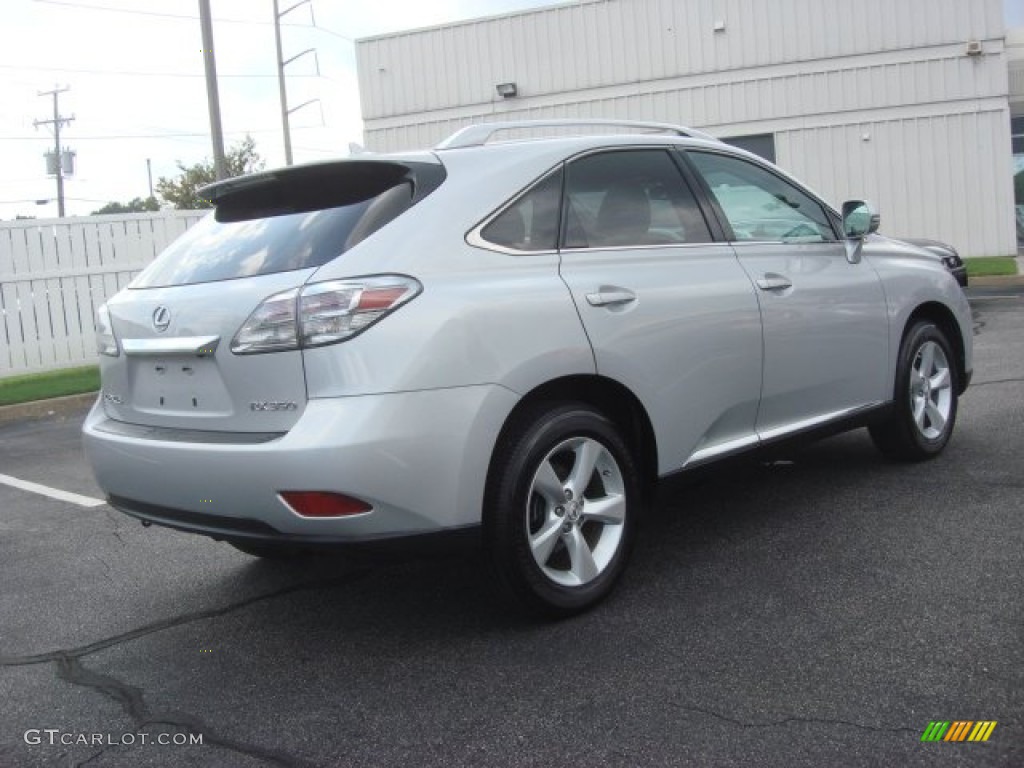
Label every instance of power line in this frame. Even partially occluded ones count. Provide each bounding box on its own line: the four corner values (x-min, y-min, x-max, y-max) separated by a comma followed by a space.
32, 0, 354, 40
0, 126, 325, 141
0, 63, 328, 79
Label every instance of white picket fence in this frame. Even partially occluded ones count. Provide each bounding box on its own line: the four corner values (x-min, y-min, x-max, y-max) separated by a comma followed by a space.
0, 211, 204, 378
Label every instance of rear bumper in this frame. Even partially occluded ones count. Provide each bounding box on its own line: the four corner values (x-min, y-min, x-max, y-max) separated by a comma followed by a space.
83, 385, 518, 542
109, 494, 481, 553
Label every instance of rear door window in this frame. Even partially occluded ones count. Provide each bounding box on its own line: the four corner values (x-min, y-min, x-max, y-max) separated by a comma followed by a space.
562, 150, 712, 249
132, 161, 442, 288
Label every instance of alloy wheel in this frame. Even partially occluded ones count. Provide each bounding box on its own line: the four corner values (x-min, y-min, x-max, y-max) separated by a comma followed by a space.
525, 436, 626, 587
909, 340, 953, 440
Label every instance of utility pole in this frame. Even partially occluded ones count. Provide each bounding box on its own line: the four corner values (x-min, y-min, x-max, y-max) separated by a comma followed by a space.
198, 0, 227, 180
34, 86, 74, 218
274, 0, 318, 166
146, 158, 154, 198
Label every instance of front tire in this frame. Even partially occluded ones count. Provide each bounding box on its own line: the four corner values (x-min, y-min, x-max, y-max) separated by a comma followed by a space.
869, 321, 958, 461
484, 403, 640, 618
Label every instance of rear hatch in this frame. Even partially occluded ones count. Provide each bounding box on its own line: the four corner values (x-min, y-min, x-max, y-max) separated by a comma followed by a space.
98, 158, 445, 433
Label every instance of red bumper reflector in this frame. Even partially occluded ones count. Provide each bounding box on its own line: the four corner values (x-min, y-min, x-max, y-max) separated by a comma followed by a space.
280, 491, 372, 517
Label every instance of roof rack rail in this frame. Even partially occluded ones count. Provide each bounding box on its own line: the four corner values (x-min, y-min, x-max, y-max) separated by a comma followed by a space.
435, 119, 719, 150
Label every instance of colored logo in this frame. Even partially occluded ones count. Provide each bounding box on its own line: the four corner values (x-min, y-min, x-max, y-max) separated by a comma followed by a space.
921, 721, 997, 742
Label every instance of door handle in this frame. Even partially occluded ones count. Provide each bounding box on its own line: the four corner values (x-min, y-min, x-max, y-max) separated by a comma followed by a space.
586, 288, 637, 307
755, 274, 793, 291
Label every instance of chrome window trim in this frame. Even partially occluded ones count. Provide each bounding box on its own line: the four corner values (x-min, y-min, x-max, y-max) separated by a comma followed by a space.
559, 241, 723, 255
465, 165, 564, 256
465, 229, 558, 257
467, 144, 690, 256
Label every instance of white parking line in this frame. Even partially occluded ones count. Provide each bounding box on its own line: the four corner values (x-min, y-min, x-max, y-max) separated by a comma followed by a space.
0, 473, 105, 508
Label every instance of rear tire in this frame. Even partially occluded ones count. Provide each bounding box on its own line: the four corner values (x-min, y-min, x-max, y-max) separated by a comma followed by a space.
228, 541, 303, 559
484, 402, 640, 618
869, 321, 958, 461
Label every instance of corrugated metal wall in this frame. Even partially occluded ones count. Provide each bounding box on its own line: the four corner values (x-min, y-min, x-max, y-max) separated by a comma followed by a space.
357, 0, 1016, 257
778, 113, 1012, 257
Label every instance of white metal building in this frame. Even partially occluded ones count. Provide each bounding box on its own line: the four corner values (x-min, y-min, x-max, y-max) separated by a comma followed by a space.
356, 0, 1019, 258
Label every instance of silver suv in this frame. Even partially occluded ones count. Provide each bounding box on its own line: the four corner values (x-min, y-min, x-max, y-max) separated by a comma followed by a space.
83, 120, 973, 616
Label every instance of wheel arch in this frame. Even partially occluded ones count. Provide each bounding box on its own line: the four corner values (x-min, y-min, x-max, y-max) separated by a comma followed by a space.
903, 301, 968, 395
486, 375, 659, 506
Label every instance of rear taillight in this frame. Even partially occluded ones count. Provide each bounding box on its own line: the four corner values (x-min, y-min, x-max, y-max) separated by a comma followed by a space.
231, 276, 420, 355
280, 491, 372, 517
95, 304, 120, 357
230, 288, 299, 354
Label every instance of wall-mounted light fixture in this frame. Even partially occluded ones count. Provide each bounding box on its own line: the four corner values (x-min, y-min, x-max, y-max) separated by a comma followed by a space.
496, 82, 518, 98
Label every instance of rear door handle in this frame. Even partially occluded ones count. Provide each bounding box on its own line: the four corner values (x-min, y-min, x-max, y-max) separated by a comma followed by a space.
755, 274, 793, 291
586, 288, 637, 307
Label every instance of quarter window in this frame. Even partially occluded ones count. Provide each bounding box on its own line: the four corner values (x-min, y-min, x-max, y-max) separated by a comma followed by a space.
480, 169, 562, 251
688, 151, 837, 243
562, 150, 711, 249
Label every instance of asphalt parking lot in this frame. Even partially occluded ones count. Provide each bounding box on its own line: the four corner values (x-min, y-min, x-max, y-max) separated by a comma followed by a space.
0, 290, 1021, 768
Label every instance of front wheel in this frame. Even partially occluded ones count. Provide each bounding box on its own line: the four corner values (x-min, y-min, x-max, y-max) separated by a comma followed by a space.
869, 321, 959, 461
485, 403, 640, 618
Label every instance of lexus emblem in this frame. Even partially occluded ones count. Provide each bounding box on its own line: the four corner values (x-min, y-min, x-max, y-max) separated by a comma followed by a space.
152, 306, 171, 333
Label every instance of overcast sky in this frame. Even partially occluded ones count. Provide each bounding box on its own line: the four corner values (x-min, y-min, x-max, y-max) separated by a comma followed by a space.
0, 0, 561, 220
2, 0, 1022, 221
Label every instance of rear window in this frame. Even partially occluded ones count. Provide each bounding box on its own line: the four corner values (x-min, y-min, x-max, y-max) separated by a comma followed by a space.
131, 160, 443, 288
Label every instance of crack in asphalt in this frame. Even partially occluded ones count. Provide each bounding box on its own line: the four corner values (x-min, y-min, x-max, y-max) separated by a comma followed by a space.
93, 555, 115, 587
103, 509, 127, 548
2, 570, 369, 768
970, 376, 1024, 388
57, 654, 320, 768
0, 570, 368, 667
74, 745, 114, 767
670, 701, 922, 735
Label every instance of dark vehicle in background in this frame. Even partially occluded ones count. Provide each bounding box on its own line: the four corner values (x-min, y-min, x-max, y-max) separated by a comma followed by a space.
899, 238, 968, 287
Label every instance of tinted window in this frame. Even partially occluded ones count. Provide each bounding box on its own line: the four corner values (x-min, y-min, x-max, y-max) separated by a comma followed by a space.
563, 150, 711, 248
688, 151, 836, 243
131, 160, 441, 288
481, 168, 562, 251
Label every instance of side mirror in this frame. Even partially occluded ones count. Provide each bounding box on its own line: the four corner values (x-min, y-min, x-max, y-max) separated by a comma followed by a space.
841, 200, 880, 239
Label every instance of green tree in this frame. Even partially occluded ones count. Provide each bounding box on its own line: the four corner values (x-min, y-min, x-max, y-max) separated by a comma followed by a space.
155, 135, 264, 210
92, 196, 160, 215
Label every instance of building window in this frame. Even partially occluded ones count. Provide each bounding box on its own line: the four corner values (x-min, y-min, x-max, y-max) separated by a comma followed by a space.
720, 134, 776, 164
1012, 116, 1024, 155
